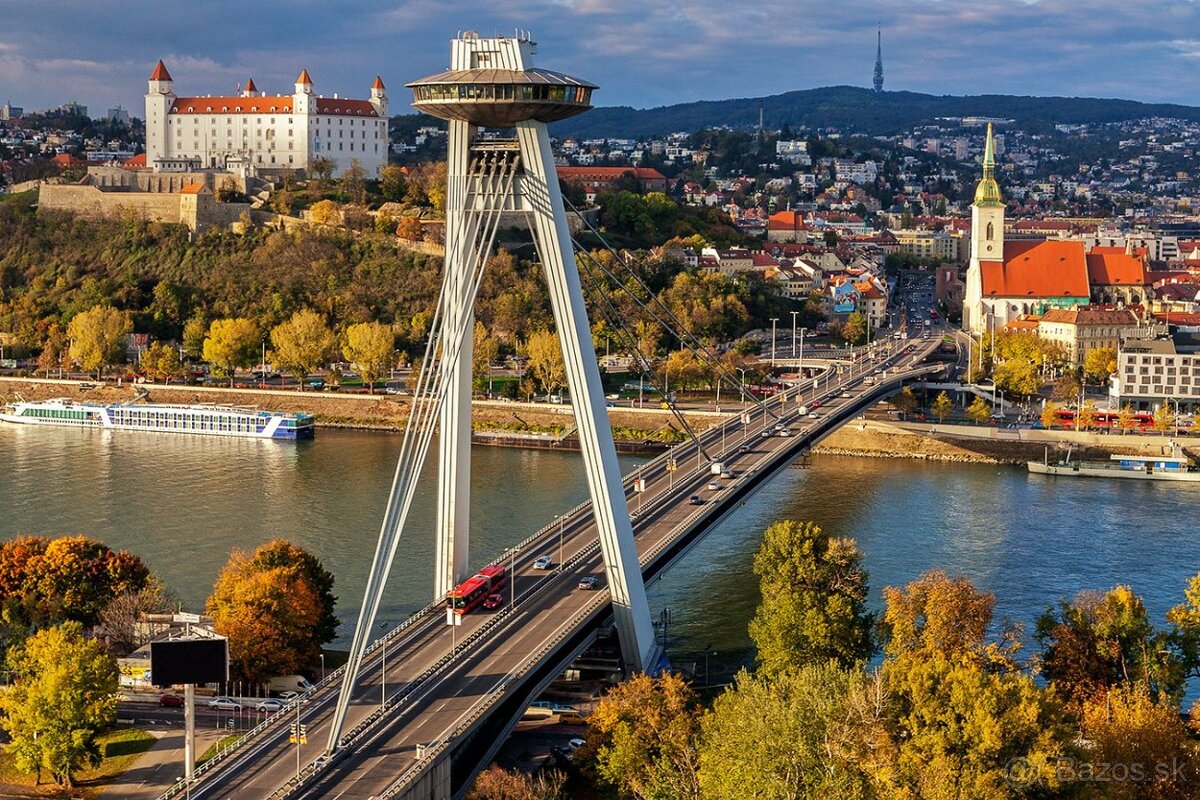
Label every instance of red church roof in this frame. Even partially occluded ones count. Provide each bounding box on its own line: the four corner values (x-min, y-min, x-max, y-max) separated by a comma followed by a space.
980, 240, 1090, 299
372, 75, 386, 90
150, 60, 172, 81
1085, 251, 1146, 286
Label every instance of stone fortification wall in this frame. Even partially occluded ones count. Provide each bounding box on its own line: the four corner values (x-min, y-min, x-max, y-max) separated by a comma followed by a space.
38, 183, 185, 225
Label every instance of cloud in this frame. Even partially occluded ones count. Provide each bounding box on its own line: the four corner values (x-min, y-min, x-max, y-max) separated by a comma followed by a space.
2, 0, 1200, 116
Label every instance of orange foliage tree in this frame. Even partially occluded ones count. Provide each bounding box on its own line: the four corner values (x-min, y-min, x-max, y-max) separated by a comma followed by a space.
206, 539, 336, 685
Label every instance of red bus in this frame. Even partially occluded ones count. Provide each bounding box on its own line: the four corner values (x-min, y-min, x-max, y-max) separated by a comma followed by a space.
1052, 409, 1154, 431
446, 564, 508, 616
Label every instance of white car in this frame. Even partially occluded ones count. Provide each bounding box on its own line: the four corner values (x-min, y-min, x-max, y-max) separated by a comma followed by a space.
256, 699, 285, 713
707, 481, 722, 491
778, 429, 791, 437
208, 697, 242, 711
808, 412, 820, 419
533, 555, 553, 570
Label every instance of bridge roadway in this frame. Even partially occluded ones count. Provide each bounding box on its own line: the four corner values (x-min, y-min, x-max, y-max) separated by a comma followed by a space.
175, 331, 947, 800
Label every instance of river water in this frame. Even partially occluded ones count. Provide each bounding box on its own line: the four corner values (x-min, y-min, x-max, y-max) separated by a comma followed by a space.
2, 424, 1198, 684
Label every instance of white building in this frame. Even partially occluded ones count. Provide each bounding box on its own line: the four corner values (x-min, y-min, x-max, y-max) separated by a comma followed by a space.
1111, 337, 1200, 411
144, 61, 389, 177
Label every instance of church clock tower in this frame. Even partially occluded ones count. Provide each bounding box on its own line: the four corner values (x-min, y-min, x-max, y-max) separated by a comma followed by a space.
964, 123, 1004, 333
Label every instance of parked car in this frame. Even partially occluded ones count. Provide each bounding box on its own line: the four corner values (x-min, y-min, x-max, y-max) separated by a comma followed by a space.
208, 697, 242, 711
159, 693, 185, 708
577, 576, 599, 590
256, 699, 285, 713
533, 555, 553, 570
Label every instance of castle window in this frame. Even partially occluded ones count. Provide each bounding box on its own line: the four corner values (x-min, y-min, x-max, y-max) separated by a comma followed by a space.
986, 221, 994, 240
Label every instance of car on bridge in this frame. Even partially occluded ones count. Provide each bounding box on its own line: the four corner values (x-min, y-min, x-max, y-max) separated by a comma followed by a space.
707, 481, 722, 491
577, 576, 599, 590
482, 592, 504, 610
256, 699, 285, 713
688, 495, 703, 504
533, 555, 553, 570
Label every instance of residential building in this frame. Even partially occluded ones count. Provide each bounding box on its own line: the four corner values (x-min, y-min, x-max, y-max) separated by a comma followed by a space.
1111, 336, 1200, 411
144, 61, 389, 177
892, 228, 960, 262
1036, 308, 1140, 365
555, 166, 667, 193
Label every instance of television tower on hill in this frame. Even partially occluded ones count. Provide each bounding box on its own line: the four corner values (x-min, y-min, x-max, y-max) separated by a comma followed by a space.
873, 26, 884, 93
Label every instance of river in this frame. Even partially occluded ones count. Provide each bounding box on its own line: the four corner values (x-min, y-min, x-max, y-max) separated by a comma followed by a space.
2, 424, 1198, 684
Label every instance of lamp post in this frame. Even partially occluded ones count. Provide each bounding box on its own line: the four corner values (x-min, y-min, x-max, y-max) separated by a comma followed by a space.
736, 367, 748, 405
790, 310, 799, 360
260, 337, 267, 378
769, 318, 779, 367
559, 515, 565, 568
319, 653, 325, 683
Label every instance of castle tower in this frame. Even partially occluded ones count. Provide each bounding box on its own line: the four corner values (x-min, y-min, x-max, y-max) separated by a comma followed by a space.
964, 123, 1005, 333
242, 77, 257, 98
873, 27, 884, 93
145, 60, 174, 169
369, 75, 388, 118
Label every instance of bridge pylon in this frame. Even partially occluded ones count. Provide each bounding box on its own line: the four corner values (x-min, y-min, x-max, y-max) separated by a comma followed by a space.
327, 32, 660, 755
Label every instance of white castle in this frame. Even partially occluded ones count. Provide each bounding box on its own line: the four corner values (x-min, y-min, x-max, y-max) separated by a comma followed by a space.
143, 61, 388, 177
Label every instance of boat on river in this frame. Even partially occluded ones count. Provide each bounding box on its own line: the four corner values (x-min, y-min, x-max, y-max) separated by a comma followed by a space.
1027, 446, 1200, 482
0, 397, 314, 440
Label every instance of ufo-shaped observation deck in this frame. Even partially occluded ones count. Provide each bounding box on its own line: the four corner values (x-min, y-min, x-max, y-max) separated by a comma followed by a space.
407, 67, 596, 127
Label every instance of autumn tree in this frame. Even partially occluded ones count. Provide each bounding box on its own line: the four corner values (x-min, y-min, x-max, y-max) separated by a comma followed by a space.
879, 571, 1075, 799
1083, 346, 1118, 386
465, 766, 566, 800
965, 396, 992, 425
1117, 403, 1138, 433
206, 539, 336, 685
472, 321, 500, 392
342, 322, 394, 393
698, 663, 881, 800
0, 622, 118, 788
748, 521, 874, 674
309, 156, 335, 184
140, 341, 183, 382
1041, 400, 1061, 429
1038, 587, 1184, 709
1052, 374, 1081, 403
993, 356, 1041, 396
890, 386, 917, 418
308, 198, 342, 226
525, 329, 566, 396
396, 216, 423, 240
182, 315, 208, 360
340, 158, 367, 205
582, 672, 702, 800
1077, 399, 1098, 431
203, 318, 259, 386
272, 309, 335, 390
98, 580, 172, 657
930, 390, 954, 423
1080, 685, 1199, 800
842, 312, 868, 346
37, 323, 66, 377
67, 304, 131, 378
1152, 402, 1174, 432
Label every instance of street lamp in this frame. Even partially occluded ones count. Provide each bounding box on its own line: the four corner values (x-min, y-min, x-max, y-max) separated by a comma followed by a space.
736, 367, 748, 404
769, 318, 779, 367
790, 310, 799, 360
319, 653, 325, 683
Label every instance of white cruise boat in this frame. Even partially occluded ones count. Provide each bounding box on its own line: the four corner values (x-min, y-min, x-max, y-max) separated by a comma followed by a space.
0, 398, 314, 440
1028, 446, 1199, 482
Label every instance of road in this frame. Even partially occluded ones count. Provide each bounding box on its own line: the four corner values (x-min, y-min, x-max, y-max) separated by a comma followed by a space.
170, 330, 945, 800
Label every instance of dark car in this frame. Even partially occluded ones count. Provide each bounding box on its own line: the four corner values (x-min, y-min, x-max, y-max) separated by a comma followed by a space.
159, 693, 185, 708
688, 495, 704, 505
482, 592, 504, 610
577, 576, 599, 590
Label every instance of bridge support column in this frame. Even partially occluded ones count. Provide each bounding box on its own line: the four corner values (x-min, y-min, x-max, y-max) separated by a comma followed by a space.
516, 120, 660, 674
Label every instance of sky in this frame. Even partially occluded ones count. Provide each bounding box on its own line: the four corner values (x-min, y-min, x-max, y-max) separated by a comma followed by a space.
3, 0, 1200, 117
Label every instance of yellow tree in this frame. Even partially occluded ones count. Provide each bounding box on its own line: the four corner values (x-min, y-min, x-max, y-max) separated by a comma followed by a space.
965, 396, 992, 425
67, 305, 132, 378
1041, 400, 1060, 429
525, 328, 566, 396
1083, 346, 1118, 386
1077, 399, 1098, 431
1152, 403, 1174, 433
342, 321, 395, 393
930, 390, 954, 423
308, 199, 342, 226
272, 309, 335, 391
203, 318, 259, 387
472, 321, 501, 392
1117, 403, 1138, 434
0, 622, 117, 788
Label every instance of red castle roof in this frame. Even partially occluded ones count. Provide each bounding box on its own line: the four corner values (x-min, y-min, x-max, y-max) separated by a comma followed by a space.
372, 75, 386, 90
245, 78, 257, 92
296, 69, 313, 85
168, 97, 377, 116
150, 60, 172, 81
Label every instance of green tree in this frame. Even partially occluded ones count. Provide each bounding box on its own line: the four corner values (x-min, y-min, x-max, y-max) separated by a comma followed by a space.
202, 318, 259, 387
930, 390, 954, 423
965, 396, 992, 425
182, 315, 208, 360
698, 663, 879, 800
748, 521, 874, 674
890, 386, 917, 419
0, 622, 118, 788
271, 309, 335, 391
66, 304, 131, 378
379, 165, 408, 202
842, 312, 868, 346
525, 329, 566, 396
342, 321, 394, 393
583, 672, 701, 800
1083, 346, 1118, 386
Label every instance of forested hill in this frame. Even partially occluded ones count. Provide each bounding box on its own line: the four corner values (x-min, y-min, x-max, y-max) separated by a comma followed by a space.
540, 85, 1200, 138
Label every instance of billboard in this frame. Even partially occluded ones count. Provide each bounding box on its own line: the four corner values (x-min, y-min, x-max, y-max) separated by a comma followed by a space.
832, 282, 860, 314
150, 637, 229, 687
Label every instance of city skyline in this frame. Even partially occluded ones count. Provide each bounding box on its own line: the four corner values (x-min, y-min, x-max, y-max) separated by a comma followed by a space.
5, 0, 1200, 117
